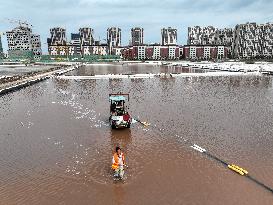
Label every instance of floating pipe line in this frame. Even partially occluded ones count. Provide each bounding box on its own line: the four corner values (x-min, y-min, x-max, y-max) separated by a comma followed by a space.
134, 118, 273, 194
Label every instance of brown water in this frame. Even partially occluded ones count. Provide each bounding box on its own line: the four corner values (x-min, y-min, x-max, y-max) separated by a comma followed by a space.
71, 63, 206, 75
0, 65, 273, 205
0, 65, 55, 76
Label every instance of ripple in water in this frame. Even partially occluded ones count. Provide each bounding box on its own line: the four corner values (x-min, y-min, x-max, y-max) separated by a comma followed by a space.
0, 71, 273, 204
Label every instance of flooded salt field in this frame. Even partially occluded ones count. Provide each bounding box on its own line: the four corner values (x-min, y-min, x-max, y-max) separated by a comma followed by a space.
70, 63, 206, 76
0, 65, 55, 76
0, 64, 273, 205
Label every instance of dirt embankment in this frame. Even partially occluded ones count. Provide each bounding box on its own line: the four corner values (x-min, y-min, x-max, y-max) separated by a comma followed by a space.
0, 65, 70, 90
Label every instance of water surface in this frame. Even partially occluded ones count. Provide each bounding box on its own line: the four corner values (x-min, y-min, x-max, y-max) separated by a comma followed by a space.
0, 65, 272, 205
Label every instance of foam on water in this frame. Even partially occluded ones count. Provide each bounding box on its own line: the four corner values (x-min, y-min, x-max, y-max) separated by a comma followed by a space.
0, 66, 273, 204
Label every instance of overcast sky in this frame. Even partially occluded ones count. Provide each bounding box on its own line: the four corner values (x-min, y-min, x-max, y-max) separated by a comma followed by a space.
0, 0, 273, 53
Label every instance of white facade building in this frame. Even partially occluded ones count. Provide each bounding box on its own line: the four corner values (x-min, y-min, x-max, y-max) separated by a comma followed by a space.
204, 46, 211, 59
168, 46, 176, 59
137, 46, 146, 60
190, 46, 197, 59
153, 46, 161, 59
217, 46, 225, 58
82, 45, 109, 56
112, 47, 123, 56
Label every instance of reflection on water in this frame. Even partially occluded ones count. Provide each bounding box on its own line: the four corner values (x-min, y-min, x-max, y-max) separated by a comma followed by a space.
0, 66, 273, 204
69, 64, 206, 76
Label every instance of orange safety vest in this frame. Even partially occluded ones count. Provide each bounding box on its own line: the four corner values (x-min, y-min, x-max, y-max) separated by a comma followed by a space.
112, 152, 125, 170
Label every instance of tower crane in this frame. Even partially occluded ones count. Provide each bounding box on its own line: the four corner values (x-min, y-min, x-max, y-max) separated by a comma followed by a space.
6, 18, 33, 28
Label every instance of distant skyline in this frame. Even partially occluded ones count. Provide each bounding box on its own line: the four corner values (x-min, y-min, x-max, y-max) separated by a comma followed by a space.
1, 0, 273, 53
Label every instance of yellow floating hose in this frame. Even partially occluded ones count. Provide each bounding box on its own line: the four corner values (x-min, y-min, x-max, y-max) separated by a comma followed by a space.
231, 164, 248, 175
142, 121, 150, 127
228, 164, 248, 176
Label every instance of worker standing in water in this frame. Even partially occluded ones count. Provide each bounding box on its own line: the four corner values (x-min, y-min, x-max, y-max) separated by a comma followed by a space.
112, 147, 126, 179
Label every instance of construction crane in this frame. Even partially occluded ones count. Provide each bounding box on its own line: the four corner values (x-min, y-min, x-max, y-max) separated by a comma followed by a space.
6, 18, 33, 28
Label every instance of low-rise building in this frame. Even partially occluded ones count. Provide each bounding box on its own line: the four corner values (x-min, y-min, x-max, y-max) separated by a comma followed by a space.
82, 45, 109, 56
152, 45, 161, 60
48, 45, 68, 56
70, 33, 81, 55
122, 44, 182, 60
47, 27, 67, 56
137, 46, 146, 60
188, 26, 234, 58
112, 47, 124, 57
183, 45, 228, 60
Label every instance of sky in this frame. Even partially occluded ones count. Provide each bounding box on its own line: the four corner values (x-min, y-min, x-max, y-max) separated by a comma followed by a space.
0, 0, 273, 53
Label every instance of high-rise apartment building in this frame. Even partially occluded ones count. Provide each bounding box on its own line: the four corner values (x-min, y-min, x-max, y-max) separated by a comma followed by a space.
48, 27, 111, 56
188, 26, 217, 45
233, 22, 273, 59
31, 34, 42, 58
216, 28, 234, 46
161, 27, 177, 46
107, 27, 121, 48
47, 27, 67, 56
6, 25, 42, 59
79, 28, 94, 46
216, 28, 234, 57
48, 27, 67, 46
188, 26, 234, 57
131, 27, 144, 46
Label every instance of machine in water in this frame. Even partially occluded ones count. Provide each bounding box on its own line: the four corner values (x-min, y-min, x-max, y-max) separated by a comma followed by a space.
109, 93, 131, 129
